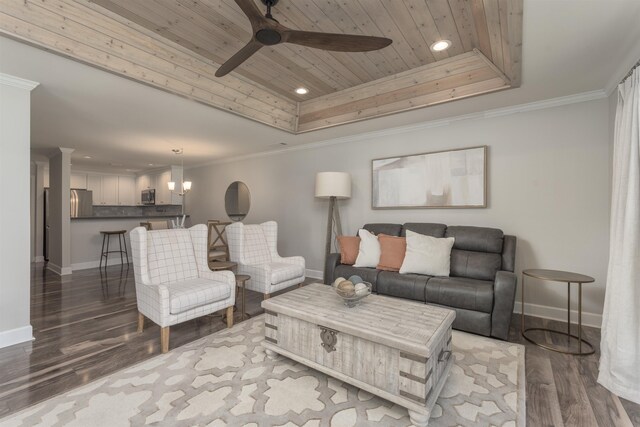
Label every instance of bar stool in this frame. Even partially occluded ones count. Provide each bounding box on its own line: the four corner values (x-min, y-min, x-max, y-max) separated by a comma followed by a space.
99, 230, 129, 269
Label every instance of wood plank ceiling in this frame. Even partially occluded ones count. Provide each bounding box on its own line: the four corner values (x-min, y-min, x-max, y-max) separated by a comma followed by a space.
0, 0, 523, 133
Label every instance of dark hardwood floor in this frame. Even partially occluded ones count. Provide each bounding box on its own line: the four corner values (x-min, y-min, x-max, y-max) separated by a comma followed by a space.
0, 265, 638, 426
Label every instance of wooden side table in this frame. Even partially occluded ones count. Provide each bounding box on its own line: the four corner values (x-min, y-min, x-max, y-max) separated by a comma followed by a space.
208, 261, 237, 271
521, 269, 595, 355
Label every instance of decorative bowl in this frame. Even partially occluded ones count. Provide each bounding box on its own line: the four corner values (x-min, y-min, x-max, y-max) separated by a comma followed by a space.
333, 281, 372, 308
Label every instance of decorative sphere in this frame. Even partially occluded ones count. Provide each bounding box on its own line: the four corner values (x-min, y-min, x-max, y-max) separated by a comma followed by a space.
348, 275, 364, 285
337, 280, 355, 297
332, 277, 346, 288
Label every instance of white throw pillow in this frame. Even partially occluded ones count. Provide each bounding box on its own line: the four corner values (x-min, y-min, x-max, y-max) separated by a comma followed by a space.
353, 229, 381, 268
399, 230, 455, 276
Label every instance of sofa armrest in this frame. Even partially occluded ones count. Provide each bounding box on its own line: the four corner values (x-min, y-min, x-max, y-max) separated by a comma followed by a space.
324, 253, 342, 285
491, 270, 517, 340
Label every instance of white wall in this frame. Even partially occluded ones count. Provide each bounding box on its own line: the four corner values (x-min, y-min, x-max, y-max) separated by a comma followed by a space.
0, 74, 38, 348
187, 97, 611, 327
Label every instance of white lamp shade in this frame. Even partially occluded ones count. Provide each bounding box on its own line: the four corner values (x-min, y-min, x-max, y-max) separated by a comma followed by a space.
315, 172, 351, 199
167, 181, 176, 191
182, 181, 192, 191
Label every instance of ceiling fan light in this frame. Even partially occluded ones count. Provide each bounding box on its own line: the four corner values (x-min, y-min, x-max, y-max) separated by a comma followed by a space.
295, 87, 309, 95
430, 40, 451, 52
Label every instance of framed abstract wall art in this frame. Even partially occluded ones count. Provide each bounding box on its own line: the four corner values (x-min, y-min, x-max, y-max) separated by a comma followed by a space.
372, 146, 487, 209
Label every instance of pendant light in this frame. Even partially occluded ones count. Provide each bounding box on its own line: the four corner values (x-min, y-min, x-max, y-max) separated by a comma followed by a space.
167, 148, 192, 196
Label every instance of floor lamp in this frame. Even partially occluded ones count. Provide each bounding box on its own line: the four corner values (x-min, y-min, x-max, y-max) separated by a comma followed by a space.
315, 172, 351, 282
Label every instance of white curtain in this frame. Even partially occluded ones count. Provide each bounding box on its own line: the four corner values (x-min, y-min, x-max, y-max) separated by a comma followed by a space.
598, 65, 640, 404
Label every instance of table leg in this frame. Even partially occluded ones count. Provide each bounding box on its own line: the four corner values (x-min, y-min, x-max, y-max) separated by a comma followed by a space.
579, 283, 583, 353
567, 282, 571, 340
521, 272, 525, 336
241, 282, 246, 320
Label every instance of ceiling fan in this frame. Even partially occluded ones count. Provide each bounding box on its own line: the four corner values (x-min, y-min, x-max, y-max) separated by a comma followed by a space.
215, 0, 393, 77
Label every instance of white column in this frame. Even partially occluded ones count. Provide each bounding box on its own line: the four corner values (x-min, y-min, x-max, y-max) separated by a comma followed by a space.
0, 73, 39, 348
48, 147, 74, 275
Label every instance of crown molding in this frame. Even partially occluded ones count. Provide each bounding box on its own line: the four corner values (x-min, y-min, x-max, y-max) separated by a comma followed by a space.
189, 89, 609, 170
0, 73, 39, 91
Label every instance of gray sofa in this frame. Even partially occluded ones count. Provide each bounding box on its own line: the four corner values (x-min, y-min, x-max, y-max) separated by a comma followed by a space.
325, 223, 517, 340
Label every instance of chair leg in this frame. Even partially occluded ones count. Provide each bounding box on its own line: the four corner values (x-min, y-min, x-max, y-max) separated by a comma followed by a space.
161, 327, 170, 353
226, 306, 234, 328
137, 312, 144, 333
264, 293, 271, 300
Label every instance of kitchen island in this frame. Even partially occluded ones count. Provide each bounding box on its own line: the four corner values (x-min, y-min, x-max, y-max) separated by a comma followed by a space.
70, 207, 191, 270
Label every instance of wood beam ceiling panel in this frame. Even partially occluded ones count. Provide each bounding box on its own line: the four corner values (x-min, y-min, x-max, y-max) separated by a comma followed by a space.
297, 50, 510, 133
1, 0, 523, 133
0, 0, 297, 131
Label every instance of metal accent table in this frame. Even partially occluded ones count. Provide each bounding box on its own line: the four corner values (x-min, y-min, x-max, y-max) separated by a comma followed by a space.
521, 269, 595, 355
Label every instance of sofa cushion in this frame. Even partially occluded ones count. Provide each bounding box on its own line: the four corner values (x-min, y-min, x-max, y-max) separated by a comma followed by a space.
445, 226, 504, 253
337, 236, 360, 265
166, 278, 232, 314
270, 262, 305, 283
354, 229, 380, 268
363, 223, 402, 237
400, 231, 455, 277
377, 271, 428, 302
401, 223, 447, 238
334, 265, 381, 289
377, 234, 406, 271
426, 277, 494, 313
450, 249, 502, 281
147, 229, 199, 286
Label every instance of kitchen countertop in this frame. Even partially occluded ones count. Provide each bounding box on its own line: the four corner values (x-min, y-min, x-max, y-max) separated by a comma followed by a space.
71, 215, 190, 220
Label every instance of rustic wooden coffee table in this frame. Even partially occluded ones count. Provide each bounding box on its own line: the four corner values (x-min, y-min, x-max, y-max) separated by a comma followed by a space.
261, 283, 456, 427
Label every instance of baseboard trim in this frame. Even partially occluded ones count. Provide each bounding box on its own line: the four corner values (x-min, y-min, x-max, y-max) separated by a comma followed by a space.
513, 301, 602, 329
72, 258, 133, 271
47, 262, 73, 276
0, 325, 34, 349
305, 269, 323, 281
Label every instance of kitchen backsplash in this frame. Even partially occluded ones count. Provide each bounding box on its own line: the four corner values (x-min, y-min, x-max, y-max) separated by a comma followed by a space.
91, 205, 184, 217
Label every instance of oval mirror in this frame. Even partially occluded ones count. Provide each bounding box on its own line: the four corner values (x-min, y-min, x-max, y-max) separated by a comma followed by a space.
225, 181, 251, 222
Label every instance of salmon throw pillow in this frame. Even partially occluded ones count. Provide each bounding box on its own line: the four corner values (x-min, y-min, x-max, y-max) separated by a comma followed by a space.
377, 234, 407, 272
337, 236, 361, 265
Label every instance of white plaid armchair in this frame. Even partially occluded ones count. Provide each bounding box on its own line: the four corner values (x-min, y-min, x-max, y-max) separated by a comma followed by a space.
227, 221, 305, 299
130, 224, 236, 353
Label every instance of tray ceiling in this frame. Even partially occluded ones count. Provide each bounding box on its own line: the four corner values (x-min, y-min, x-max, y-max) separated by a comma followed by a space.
0, 0, 522, 133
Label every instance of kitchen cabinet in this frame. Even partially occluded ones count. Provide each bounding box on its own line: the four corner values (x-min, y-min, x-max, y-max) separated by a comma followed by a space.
118, 176, 136, 206
87, 175, 103, 204
70, 173, 87, 189
102, 175, 119, 205
87, 174, 136, 205
156, 171, 172, 205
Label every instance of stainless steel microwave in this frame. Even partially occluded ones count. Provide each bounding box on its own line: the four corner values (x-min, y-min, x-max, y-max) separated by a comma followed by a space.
141, 189, 156, 205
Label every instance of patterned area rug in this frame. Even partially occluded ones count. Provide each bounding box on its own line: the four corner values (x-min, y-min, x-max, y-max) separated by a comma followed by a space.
0, 315, 525, 427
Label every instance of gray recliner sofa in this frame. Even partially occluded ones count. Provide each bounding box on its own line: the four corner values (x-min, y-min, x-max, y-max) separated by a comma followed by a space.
325, 223, 517, 340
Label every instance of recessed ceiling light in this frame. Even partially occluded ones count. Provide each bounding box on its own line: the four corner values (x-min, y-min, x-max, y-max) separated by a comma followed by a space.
83, 155, 92, 159
430, 40, 451, 52
148, 163, 154, 166
295, 87, 309, 95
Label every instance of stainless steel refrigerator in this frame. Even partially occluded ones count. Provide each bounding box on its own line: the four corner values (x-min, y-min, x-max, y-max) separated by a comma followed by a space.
44, 189, 93, 261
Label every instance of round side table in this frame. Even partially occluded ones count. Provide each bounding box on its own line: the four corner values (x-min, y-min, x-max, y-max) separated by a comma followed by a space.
235, 275, 251, 321
521, 269, 595, 355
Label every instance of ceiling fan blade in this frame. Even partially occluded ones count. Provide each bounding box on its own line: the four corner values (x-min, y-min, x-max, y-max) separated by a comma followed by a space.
233, 0, 265, 28
215, 40, 263, 77
283, 30, 392, 52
